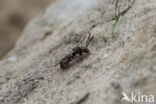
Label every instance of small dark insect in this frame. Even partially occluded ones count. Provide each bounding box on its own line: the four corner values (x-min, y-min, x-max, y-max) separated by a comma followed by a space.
54, 32, 94, 69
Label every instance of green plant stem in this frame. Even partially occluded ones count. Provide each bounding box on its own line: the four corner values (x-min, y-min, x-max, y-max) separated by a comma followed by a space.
112, 0, 120, 39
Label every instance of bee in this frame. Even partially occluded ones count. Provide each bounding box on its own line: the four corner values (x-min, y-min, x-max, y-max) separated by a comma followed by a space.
54, 32, 94, 69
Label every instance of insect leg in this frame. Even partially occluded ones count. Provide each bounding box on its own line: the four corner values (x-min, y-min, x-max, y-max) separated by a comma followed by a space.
86, 32, 94, 48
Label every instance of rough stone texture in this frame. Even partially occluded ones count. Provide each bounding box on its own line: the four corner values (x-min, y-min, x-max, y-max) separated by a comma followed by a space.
0, 0, 56, 59
0, 0, 156, 104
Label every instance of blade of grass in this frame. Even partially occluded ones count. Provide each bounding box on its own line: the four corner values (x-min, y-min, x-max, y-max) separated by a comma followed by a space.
112, 0, 120, 39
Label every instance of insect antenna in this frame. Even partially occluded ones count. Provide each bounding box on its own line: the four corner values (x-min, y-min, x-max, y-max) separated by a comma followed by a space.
85, 31, 94, 48
53, 62, 60, 67
53, 59, 62, 67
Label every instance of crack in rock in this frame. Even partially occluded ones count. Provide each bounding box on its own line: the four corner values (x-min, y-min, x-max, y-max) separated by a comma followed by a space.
0, 75, 44, 104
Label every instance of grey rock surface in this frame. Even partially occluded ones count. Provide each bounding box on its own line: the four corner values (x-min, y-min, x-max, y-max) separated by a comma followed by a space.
0, 0, 156, 104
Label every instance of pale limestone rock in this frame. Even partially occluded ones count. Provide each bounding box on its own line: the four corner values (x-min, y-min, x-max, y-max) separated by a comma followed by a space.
0, 0, 156, 104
